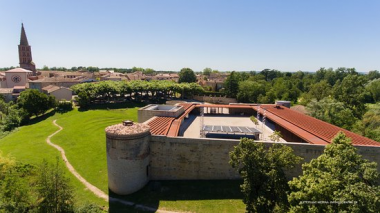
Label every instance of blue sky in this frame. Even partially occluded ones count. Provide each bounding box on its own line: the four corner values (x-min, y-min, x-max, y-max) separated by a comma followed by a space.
1, 0, 379, 72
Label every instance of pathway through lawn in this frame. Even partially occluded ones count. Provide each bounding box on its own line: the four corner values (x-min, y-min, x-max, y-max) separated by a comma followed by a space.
47, 120, 178, 213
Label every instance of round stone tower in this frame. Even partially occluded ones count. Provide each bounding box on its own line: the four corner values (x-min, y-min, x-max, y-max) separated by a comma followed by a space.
105, 120, 151, 195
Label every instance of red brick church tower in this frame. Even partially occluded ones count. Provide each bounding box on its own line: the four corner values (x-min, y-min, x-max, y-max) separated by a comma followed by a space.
18, 23, 36, 76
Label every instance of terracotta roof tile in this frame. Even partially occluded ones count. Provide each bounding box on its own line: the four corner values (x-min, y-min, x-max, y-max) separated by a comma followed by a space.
167, 120, 181, 137
6, 68, 33, 73
255, 105, 380, 147
165, 103, 196, 137
178, 103, 194, 111
147, 117, 174, 136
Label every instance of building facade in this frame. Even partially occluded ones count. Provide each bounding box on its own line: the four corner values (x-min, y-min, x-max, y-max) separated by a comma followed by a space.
106, 103, 380, 195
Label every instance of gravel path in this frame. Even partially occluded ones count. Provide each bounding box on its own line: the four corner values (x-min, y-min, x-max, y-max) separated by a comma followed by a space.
47, 120, 179, 213
47, 120, 109, 201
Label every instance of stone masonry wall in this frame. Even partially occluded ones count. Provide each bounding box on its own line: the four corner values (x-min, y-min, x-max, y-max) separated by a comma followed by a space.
149, 136, 380, 180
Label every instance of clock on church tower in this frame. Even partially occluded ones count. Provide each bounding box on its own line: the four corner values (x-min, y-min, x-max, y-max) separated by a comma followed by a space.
11, 75, 22, 83
5, 68, 32, 88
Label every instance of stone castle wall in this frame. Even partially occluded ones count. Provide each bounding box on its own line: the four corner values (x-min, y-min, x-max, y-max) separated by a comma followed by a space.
149, 136, 241, 180
106, 124, 151, 195
149, 136, 380, 180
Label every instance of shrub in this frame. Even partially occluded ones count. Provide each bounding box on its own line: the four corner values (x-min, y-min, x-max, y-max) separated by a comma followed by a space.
57, 100, 73, 111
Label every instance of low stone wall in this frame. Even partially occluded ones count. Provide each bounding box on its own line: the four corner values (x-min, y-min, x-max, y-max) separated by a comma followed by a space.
193, 95, 237, 104
149, 136, 380, 180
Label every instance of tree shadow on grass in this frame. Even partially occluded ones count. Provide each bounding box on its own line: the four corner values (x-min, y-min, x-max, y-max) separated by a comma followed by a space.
26, 110, 56, 126
109, 180, 243, 213
55, 108, 74, 114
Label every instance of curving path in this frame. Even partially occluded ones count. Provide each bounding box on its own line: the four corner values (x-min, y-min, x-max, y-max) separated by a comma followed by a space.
47, 120, 109, 201
47, 120, 178, 213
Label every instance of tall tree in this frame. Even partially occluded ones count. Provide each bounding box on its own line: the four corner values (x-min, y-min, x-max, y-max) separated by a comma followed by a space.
366, 78, 380, 103
202, 67, 212, 76
367, 70, 380, 81
131, 66, 144, 72
288, 132, 380, 212
308, 80, 331, 101
178, 68, 197, 83
259, 69, 282, 81
0, 153, 35, 212
224, 71, 240, 98
306, 97, 357, 130
37, 159, 74, 213
143, 68, 155, 75
17, 89, 56, 117
230, 139, 302, 213
358, 103, 380, 142
237, 80, 266, 103
333, 75, 369, 118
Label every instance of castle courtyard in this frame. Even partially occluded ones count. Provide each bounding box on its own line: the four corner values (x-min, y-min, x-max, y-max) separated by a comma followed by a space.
181, 114, 285, 142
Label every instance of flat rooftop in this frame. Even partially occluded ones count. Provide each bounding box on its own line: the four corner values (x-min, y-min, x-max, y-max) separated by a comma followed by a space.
182, 114, 286, 142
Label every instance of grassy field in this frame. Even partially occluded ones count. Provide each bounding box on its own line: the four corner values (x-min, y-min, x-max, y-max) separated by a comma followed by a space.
0, 106, 134, 208
0, 104, 246, 212
111, 180, 245, 213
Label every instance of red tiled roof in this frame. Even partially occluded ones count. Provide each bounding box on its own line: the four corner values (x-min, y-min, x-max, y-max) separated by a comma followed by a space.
178, 103, 194, 111
254, 107, 328, 145
291, 105, 307, 114
165, 103, 196, 137
167, 120, 181, 137
147, 117, 174, 136
145, 103, 196, 136
6, 68, 33, 73
254, 105, 380, 147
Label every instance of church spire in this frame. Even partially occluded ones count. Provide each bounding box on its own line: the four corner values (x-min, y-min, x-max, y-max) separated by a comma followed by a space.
20, 23, 29, 46
18, 23, 36, 75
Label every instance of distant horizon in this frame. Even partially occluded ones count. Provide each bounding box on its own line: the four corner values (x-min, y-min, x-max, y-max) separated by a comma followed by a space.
1, 1, 379, 72
1, 65, 376, 74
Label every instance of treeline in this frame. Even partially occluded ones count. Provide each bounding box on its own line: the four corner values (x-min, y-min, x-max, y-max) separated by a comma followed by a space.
0, 154, 103, 212
1, 66, 186, 74
71, 80, 203, 108
39, 66, 169, 74
223, 68, 380, 141
224, 68, 380, 105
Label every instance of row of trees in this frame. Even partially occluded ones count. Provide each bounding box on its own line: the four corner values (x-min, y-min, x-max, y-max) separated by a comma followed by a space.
230, 132, 380, 212
0, 154, 102, 212
71, 80, 204, 108
41, 66, 100, 72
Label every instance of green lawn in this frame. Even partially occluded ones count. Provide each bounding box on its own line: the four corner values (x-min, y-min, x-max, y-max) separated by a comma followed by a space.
0, 107, 134, 208
52, 108, 137, 193
0, 105, 246, 212
110, 180, 245, 213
